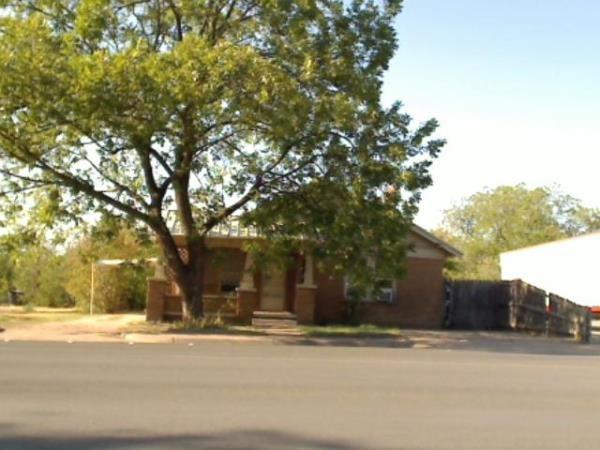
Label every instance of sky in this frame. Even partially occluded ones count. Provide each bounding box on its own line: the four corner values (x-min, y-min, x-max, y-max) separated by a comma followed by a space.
381, 0, 600, 230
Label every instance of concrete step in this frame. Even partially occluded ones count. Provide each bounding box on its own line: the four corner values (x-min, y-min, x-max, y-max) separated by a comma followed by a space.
253, 310, 297, 320
252, 311, 298, 328
252, 318, 298, 328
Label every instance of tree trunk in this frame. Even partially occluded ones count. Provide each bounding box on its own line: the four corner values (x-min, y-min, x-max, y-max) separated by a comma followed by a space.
177, 238, 207, 322
155, 228, 207, 322
179, 274, 205, 321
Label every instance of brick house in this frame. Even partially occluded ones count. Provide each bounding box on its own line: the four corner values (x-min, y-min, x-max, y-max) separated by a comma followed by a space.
146, 221, 461, 328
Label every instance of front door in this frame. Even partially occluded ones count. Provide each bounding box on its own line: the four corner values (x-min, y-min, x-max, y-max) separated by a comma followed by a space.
261, 270, 286, 311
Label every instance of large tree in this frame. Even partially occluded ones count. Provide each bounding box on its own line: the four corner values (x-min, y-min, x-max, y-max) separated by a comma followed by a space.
0, 0, 444, 319
437, 185, 600, 280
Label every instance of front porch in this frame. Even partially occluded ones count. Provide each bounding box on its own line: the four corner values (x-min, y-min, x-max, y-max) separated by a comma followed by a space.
145, 243, 317, 325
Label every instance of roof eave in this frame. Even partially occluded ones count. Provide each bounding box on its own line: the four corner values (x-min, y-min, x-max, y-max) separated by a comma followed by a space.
410, 224, 463, 258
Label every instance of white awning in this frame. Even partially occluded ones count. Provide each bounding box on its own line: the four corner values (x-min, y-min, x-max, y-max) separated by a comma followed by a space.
95, 258, 158, 266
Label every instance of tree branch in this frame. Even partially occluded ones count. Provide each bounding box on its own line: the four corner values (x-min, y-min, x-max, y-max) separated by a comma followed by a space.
0, 130, 153, 226
166, 0, 183, 41
201, 136, 307, 233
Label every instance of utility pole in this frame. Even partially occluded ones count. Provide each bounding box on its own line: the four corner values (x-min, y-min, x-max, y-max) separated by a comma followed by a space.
89, 263, 95, 316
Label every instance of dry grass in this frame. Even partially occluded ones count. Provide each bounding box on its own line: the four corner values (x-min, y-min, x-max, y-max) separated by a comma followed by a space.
167, 319, 267, 336
120, 316, 267, 336
0, 305, 84, 325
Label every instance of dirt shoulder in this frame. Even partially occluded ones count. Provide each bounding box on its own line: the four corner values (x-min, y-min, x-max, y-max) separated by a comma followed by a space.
0, 307, 145, 343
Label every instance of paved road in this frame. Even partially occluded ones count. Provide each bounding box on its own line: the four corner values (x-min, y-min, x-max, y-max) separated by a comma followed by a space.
1, 340, 600, 449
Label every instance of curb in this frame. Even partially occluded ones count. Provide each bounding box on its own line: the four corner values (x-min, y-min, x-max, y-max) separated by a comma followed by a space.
123, 333, 275, 344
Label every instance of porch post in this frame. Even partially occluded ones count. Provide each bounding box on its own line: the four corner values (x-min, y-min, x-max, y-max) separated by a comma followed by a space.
146, 262, 169, 322
237, 251, 258, 323
303, 252, 315, 287
239, 251, 256, 291
295, 251, 317, 324
153, 260, 167, 281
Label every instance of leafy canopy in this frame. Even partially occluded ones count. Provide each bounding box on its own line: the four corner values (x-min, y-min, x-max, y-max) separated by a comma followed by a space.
0, 217, 155, 310
437, 184, 600, 280
0, 0, 443, 289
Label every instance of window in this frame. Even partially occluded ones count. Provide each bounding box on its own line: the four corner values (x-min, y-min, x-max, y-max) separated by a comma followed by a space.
345, 278, 395, 303
373, 279, 395, 303
216, 251, 245, 296
220, 270, 241, 294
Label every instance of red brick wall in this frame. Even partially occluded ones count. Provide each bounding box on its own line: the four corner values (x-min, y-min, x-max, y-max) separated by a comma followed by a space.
314, 257, 446, 328
314, 268, 345, 324
167, 248, 246, 296
162, 237, 447, 328
362, 258, 445, 328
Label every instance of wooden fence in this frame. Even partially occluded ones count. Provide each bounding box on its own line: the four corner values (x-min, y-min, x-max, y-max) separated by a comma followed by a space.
449, 279, 591, 342
547, 293, 591, 338
449, 281, 511, 330
508, 280, 547, 334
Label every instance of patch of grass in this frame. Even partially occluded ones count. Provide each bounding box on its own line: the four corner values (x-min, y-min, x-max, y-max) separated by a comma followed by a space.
167, 320, 267, 336
171, 314, 228, 330
300, 324, 403, 338
120, 315, 268, 336
116, 314, 403, 339
168, 315, 268, 336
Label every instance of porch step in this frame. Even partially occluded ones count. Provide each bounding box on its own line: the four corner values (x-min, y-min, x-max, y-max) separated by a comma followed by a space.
253, 311, 297, 320
252, 311, 298, 328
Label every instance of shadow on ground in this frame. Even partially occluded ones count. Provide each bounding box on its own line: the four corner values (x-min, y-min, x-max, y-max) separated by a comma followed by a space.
0, 428, 371, 450
275, 330, 600, 356
277, 335, 415, 349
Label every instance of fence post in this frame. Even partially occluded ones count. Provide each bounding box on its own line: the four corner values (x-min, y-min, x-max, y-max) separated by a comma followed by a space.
544, 292, 549, 336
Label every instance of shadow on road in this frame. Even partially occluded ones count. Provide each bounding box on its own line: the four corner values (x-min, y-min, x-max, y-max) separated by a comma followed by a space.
275, 330, 600, 357
0, 428, 365, 450
277, 336, 416, 349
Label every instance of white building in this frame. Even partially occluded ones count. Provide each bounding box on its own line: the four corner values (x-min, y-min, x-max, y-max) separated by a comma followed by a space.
500, 231, 600, 308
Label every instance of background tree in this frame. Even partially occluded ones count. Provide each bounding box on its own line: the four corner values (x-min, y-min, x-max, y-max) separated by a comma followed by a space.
12, 245, 72, 307
0, 231, 72, 307
0, 250, 14, 302
436, 184, 600, 280
0, 0, 444, 319
0, 216, 155, 310
63, 220, 156, 313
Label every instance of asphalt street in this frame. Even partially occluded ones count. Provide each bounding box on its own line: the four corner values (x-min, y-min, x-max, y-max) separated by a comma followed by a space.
1, 339, 600, 449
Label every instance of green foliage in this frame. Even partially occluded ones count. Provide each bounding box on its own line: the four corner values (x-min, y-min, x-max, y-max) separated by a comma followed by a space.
301, 324, 403, 338
437, 185, 600, 280
0, 0, 443, 312
171, 315, 227, 331
0, 213, 155, 309
13, 246, 72, 307
0, 236, 72, 307
64, 223, 157, 313
0, 251, 13, 302
89, 263, 150, 313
